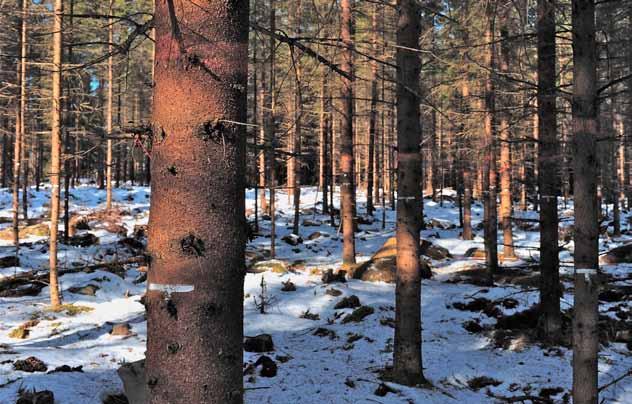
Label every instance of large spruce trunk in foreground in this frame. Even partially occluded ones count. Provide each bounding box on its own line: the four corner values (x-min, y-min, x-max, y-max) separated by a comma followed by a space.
571, 0, 599, 403
537, 0, 561, 342
146, 1, 248, 403
393, 0, 425, 386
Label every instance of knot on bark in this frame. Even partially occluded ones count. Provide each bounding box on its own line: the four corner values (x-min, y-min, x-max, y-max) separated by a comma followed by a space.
196, 119, 236, 144
180, 234, 205, 257
167, 342, 182, 354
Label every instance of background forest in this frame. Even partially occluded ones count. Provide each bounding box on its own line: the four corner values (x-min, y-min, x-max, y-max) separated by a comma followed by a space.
0, 0, 630, 403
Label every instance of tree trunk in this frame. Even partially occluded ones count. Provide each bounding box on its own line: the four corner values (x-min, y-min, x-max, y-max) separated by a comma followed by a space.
105, 0, 114, 210
319, 66, 329, 213
267, 0, 277, 257
498, 20, 514, 260
571, 1, 599, 403
49, 0, 63, 309
340, 0, 356, 266
145, 1, 248, 403
483, 2, 498, 282
290, 0, 302, 236
2, 133, 8, 189
12, 0, 28, 256
537, 0, 561, 342
366, 3, 378, 217
392, 0, 426, 387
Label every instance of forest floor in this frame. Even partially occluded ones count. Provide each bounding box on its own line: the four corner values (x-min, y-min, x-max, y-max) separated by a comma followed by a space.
0, 184, 630, 403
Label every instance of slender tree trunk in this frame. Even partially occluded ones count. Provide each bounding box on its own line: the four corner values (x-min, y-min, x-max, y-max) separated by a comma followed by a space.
146, 1, 247, 402
63, 0, 75, 244
49, 0, 63, 309
340, 0, 356, 266
483, 2, 498, 282
366, 4, 379, 217
267, 0, 276, 257
461, 78, 473, 240
319, 66, 329, 213
105, 0, 114, 210
13, 0, 28, 257
2, 133, 7, 189
291, 0, 302, 236
520, 143, 528, 210
22, 140, 28, 221
392, 0, 426, 387
571, 1, 599, 402
537, 0, 561, 342
498, 21, 514, 260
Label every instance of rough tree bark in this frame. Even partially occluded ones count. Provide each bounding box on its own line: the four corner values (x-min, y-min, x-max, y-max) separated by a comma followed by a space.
572, 0, 600, 403
392, 0, 426, 387
483, 1, 498, 282
537, 0, 562, 342
340, 0, 356, 266
145, 0, 248, 403
49, 0, 63, 309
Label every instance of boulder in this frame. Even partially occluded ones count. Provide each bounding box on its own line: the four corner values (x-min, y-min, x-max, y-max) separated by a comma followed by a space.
0, 255, 19, 268
334, 295, 361, 310
65, 233, 99, 247
351, 238, 432, 283
68, 284, 100, 296
307, 231, 323, 241
342, 306, 375, 324
244, 334, 274, 352
281, 234, 303, 246
601, 243, 632, 264
13, 357, 47, 372
118, 360, 146, 404
420, 239, 452, 260
110, 323, 132, 336
430, 218, 454, 230
0, 224, 49, 240
249, 260, 288, 274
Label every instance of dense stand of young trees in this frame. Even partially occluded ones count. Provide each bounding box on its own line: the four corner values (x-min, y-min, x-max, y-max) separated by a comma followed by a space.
2, 0, 631, 402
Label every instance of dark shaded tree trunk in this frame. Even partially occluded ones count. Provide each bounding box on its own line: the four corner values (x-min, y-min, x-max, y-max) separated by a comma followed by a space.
145, 1, 248, 403
571, 1, 599, 403
392, 0, 426, 387
537, 0, 562, 342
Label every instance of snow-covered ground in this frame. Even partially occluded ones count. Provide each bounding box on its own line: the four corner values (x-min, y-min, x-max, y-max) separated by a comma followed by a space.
0, 184, 630, 403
